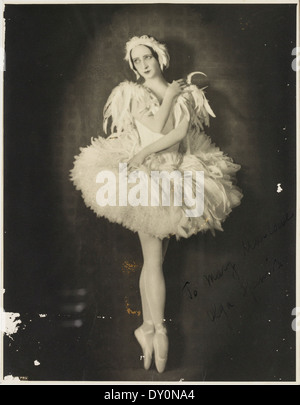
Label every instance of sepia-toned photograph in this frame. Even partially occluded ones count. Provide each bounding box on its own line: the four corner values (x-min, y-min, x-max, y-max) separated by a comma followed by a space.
1, 0, 299, 384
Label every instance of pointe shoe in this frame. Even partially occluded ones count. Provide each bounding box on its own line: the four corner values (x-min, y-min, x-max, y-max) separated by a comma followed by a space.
153, 323, 169, 374
134, 322, 155, 371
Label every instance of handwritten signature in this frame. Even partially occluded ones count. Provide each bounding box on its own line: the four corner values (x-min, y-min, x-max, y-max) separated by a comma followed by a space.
203, 261, 237, 288
241, 212, 294, 256
207, 302, 235, 323
181, 211, 294, 327
183, 256, 286, 325
182, 281, 198, 300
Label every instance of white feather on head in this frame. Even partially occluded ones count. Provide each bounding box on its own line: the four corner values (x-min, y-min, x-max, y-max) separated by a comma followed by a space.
124, 35, 170, 79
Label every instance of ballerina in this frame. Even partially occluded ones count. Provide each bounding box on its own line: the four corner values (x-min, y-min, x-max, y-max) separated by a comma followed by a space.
70, 35, 243, 374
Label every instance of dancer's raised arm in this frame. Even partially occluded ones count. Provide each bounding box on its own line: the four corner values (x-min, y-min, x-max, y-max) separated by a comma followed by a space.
131, 80, 187, 133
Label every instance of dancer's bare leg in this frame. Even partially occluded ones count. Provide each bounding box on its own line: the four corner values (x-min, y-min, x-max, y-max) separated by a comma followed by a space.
137, 232, 169, 373
138, 232, 165, 325
140, 236, 169, 324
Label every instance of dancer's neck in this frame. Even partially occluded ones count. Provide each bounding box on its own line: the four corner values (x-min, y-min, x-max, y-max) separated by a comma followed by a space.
145, 75, 169, 103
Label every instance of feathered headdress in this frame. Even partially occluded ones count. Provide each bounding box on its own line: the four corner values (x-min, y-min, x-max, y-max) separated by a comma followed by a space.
124, 35, 170, 79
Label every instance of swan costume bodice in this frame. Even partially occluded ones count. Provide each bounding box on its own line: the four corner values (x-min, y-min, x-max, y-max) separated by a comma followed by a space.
135, 119, 179, 153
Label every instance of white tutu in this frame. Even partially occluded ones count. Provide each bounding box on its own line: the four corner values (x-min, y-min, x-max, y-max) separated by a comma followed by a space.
70, 81, 243, 239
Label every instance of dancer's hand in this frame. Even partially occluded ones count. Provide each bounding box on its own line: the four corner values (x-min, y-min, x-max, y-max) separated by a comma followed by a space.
128, 150, 147, 171
165, 79, 188, 99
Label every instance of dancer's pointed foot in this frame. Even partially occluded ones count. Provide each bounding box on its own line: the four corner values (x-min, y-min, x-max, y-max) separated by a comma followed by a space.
134, 321, 155, 371
153, 323, 169, 374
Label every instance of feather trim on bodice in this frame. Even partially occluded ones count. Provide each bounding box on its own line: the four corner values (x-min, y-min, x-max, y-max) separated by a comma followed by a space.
102, 80, 216, 153
103, 81, 157, 135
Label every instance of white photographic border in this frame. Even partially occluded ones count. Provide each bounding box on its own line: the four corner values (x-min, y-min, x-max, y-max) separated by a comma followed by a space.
0, 0, 298, 386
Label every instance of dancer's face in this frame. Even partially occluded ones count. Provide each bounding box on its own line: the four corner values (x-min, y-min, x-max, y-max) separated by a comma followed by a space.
131, 45, 161, 80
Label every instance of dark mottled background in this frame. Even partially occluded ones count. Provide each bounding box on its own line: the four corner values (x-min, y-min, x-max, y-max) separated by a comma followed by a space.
4, 4, 297, 382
